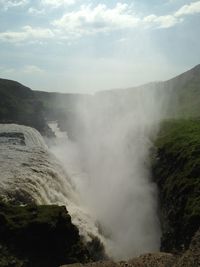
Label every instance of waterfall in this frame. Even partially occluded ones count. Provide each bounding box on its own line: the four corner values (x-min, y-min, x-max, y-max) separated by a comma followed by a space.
47, 86, 165, 259
0, 82, 164, 262
0, 123, 103, 243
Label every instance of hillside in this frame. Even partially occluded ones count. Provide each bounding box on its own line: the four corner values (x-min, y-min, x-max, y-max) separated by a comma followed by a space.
34, 64, 200, 131
164, 64, 200, 118
2, 64, 198, 137
106, 64, 200, 119
0, 79, 51, 136
153, 119, 200, 253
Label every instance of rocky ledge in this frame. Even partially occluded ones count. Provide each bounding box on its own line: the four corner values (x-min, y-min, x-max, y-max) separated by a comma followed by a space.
0, 201, 90, 267
60, 227, 200, 267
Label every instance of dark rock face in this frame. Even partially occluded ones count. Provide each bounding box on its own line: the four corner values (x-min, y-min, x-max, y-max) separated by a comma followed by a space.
152, 119, 200, 253
0, 202, 90, 267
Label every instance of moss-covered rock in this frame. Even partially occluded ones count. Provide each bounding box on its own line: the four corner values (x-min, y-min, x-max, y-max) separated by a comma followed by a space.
0, 202, 90, 267
152, 119, 200, 253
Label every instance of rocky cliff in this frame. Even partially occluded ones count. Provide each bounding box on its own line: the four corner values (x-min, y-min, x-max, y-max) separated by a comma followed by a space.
0, 202, 90, 267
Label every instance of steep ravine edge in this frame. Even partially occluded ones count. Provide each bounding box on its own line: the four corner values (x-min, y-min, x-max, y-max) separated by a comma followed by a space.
152, 119, 200, 254
60, 119, 200, 267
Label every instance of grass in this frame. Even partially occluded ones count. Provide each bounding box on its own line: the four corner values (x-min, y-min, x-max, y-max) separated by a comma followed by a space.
0, 201, 89, 267
153, 119, 200, 252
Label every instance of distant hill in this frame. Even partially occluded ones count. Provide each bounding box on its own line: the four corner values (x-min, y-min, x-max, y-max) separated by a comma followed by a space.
36, 64, 200, 115
1, 64, 199, 135
0, 79, 52, 136
34, 64, 200, 137
107, 64, 200, 118
163, 64, 200, 118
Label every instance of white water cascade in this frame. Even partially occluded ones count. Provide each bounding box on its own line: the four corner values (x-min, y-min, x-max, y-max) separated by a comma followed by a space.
0, 82, 166, 260
0, 123, 103, 243
47, 87, 167, 259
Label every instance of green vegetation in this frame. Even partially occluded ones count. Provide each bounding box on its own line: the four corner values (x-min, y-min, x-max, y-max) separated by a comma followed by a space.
153, 119, 200, 253
0, 202, 90, 267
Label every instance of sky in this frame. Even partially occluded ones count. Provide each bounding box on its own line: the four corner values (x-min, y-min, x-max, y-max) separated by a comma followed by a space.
0, 0, 200, 93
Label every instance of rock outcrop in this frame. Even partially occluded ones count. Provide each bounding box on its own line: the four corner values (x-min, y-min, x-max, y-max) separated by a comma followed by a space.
60, 252, 177, 267
0, 202, 90, 267
60, 228, 200, 266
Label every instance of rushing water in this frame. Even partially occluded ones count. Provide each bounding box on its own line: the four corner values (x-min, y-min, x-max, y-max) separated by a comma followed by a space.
0, 123, 103, 243
0, 118, 161, 259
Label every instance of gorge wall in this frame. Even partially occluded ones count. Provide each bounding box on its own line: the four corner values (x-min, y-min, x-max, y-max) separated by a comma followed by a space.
153, 119, 200, 253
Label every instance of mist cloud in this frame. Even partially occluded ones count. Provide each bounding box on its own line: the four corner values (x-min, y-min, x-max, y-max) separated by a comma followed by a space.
49, 84, 172, 259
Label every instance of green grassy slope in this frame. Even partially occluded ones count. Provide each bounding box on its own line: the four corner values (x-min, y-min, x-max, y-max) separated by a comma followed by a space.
153, 119, 200, 253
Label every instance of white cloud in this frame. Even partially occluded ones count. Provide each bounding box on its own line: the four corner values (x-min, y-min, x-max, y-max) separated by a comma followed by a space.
28, 7, 45, 15
143, 14, 182, 28
28, 0, 76, 15
52, 1, 200, 40
53, 3, 141, 38
1, 1, 200, 44
0, 0, 28, 10
41, 0, 75, 8
52, 2, 187, 39
144, 1, 200, 29
0, 26, 54, 43
175, 1, 200, 16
